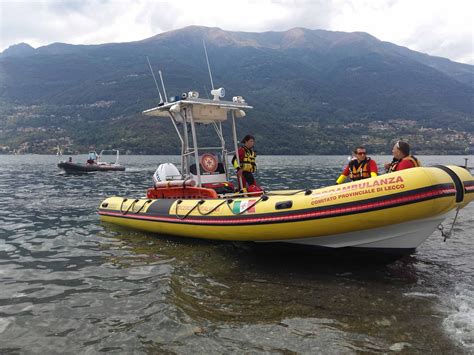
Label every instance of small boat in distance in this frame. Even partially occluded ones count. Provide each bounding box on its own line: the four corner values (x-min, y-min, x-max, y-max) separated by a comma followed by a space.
58, 149, 126, 173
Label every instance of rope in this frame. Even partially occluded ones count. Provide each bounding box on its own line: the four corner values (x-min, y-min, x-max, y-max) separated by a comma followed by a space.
174, 199, 205, 220
121, 187, 310, 219
120, 198, 140, 215
265, 189, 312, 196
119, 198, 128, 214
133, 199, 152, 214
173, 194, 269, 219
119, 198, 153, 215
438, 207, 461, 242
197, 199, 231, 216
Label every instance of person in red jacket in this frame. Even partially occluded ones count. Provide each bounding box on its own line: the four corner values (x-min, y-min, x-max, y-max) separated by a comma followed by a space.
232, 134, 262, 192
385, 141, 421, 172
336, 146, 378, 184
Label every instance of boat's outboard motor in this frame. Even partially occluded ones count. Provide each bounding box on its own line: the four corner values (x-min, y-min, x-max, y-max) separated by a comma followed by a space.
153, 163, 181, 185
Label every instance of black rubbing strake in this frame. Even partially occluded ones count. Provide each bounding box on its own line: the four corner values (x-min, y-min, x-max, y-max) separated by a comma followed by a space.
433, 166, 464, 203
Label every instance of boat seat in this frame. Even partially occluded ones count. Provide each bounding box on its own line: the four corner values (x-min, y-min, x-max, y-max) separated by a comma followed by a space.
202, 181, 235, 194
146, 186, 218, 199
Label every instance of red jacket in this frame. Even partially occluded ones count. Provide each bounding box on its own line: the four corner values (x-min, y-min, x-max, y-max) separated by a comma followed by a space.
342, 158, 378, 177
389, 156, 420, 172
394, 159, 416, 171
237, 147, 245, 164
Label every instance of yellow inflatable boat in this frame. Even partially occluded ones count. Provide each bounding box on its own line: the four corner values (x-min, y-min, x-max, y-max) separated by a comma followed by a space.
99, 165, 473, 250
98, 91, 474, 250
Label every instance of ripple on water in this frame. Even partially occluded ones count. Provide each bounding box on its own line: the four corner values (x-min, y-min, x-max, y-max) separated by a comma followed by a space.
443, 281, 474, 350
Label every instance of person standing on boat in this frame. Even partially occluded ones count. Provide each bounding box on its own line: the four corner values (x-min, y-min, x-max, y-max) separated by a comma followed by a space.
336, 146, 378, 184
232, 135, 260, 192
385, 141, 420, 172
86, 151, 97, 165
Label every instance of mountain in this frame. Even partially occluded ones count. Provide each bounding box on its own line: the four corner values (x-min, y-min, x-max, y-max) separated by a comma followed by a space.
0, 26, 473, 155
1, 43, 36, 57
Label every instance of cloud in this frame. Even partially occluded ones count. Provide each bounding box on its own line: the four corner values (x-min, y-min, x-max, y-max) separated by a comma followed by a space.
0, 0, 472, 64
329, 0, 474, 64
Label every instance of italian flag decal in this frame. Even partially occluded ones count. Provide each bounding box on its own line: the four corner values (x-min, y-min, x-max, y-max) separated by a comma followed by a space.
233, 200, 256, 214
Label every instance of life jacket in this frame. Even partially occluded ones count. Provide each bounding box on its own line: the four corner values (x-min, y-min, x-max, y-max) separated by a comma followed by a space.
348, 158, 372, 181
232, 146, 257, 173
388, 155, 420, 173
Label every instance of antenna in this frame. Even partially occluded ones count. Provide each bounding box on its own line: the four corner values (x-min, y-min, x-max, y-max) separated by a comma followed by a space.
146, 56, 163, 103
203, 40, 225, 101
203, 40, 215, 90
158, 70, 168, 103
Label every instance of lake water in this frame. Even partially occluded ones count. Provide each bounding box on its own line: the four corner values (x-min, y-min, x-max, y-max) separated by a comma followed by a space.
0, 155, 473, 353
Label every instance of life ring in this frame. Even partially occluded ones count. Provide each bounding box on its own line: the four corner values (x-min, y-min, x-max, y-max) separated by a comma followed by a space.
200, 153, 218, 173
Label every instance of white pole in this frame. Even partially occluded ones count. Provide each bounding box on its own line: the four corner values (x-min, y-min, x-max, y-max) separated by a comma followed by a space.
189, 111, 201, 187
158, 70, 168, 103
231, 111, 243, 190
181, 111, 190, 176
218, 121, 229, 177
169, 113, 185, 175
146, 56, 163, 103
203, 40, 215, 90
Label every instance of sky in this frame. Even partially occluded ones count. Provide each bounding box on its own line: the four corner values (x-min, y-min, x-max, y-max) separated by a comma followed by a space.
0, 0, 473, 64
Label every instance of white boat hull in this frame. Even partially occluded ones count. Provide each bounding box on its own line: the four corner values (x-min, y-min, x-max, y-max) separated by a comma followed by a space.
263, 212, 453, 249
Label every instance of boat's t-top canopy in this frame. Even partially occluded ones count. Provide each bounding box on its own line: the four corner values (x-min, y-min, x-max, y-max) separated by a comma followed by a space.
99, 149, 121, 165
143, 96, 252, 123
142, 90, 252, 188
88, 149, 121, 165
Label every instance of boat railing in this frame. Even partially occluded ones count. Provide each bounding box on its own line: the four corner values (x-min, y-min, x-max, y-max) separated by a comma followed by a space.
98, 149, 120, 165
194, 146, 224, 151
183, 147, 225, 155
